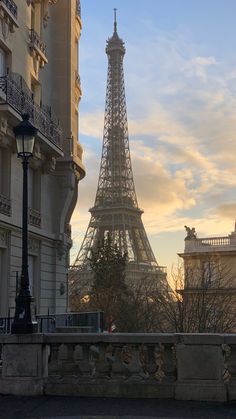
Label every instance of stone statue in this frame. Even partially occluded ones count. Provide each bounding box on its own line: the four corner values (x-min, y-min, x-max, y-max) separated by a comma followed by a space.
184, 225, 197, 240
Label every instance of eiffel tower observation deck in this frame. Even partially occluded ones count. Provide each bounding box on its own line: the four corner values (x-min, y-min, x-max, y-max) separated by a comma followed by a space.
71, 12, 167, 293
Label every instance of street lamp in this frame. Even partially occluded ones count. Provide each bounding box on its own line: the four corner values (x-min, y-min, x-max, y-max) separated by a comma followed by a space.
11, 114, 38, 334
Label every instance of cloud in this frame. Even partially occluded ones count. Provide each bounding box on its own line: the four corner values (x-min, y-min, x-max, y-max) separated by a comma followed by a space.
80, 111, 104, 138
215, 203, 236, 220
72, 20, 236, 268
133, 155, 195, 214
129, 105, 197, 147
182, 56, 218, 81
142, 208, 234, 239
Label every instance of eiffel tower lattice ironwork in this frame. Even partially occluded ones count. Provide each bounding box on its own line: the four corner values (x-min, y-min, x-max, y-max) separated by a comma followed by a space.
71, 13, 167, 289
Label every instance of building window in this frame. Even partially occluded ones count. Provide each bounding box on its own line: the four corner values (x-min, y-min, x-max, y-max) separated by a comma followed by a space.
29, 1, 47, 70
31, 2, 35, 28
28, 166, 34, 209
0, 248, 2, 314
28, 166, 40, 210
28, 166, 41, 227
0, 147, 11, 216
202, 259, 219, 287
31, 1, 41, 34
28, 254, 34, 293
0, 48, 6, 76
0, 231, 8, 316
31, 78, 41, 104
28, 238, 40, 313
28, 253, 39, 312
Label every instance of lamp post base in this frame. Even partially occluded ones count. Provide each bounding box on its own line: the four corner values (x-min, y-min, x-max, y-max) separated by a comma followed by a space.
11, 293, 38, 334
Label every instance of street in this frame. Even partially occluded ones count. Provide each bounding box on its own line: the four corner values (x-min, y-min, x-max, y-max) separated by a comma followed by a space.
0, 396, 236, 419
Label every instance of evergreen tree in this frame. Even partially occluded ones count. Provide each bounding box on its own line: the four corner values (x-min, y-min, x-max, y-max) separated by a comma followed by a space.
89, 233, 131, 330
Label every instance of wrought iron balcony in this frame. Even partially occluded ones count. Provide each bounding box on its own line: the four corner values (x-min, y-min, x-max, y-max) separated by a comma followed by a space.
0, 73, 62, 147
1, 0, 17, 20
29, 208, 41, 228
76, 0, 81, 18
0, 193, 11, 216
29, 28, 46, 57
29, 29, 47, 67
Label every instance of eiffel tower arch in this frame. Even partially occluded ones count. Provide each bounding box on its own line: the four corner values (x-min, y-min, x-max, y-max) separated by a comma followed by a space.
70, 13, 167, 296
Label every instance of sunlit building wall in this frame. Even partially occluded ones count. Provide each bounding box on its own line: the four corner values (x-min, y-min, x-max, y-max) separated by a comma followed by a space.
179, 225, 236, 290
0, 0, 84, 316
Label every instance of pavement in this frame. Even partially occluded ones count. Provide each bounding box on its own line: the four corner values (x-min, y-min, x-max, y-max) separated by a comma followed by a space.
0, 396, 236, 419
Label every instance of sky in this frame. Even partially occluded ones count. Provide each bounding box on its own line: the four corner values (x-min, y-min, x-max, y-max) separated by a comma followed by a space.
71, 0, 236, 278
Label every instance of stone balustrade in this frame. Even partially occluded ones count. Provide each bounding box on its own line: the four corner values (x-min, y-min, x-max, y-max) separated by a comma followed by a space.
28, 208, 41, 228
184, 235, 236, 253
1, 333, 236, 401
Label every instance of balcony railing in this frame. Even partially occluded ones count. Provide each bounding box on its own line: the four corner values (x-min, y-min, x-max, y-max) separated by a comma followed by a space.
1, 0, 17, 20
0, 193, 11, 216
198, 237, 231, 247
29, 28, 46, 57
28, 208, 41, 228
184, 235, 236, 254
0, 73, 62, 147
0, 311, 103, 334
76, 0, 81, 18
126, 261, 167, 274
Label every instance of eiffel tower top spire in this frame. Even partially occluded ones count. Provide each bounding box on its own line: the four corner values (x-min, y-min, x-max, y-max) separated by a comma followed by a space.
106, 9, 125, 54
95, 13, 137, 211
113, 8, 117, 34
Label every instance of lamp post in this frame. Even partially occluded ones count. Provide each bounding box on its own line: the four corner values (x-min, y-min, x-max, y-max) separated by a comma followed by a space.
11, 114, 38, 334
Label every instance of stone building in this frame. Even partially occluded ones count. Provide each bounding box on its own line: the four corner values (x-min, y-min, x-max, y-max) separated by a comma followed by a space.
0, 0, 85, 316
179, 224, 236, 287
178, 224, 236, 332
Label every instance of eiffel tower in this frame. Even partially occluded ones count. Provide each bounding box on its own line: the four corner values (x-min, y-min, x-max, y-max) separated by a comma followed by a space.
71, 11, 167, 293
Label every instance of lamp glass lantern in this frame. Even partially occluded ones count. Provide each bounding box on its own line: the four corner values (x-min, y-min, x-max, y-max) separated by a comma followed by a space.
14, 114, 37, 158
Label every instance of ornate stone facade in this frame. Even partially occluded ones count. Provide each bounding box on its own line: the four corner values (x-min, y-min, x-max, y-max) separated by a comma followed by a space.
0, 0, 85, 316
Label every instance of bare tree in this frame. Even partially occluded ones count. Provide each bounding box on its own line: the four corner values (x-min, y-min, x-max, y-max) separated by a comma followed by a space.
154, 259, 236, 333
123, 257, 236, 333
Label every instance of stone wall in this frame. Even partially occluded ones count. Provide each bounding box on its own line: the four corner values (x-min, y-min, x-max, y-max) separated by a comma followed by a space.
1, 333, 236, 401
